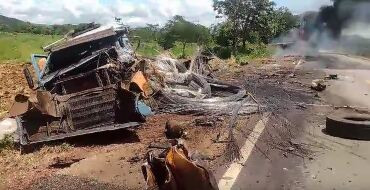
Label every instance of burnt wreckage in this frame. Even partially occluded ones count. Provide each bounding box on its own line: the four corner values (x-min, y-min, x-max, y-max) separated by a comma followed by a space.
13, 25, 259, 148
16, 26, 151, 146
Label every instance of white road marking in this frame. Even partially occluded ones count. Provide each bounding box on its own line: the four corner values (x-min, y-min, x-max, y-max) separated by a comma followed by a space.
218, 113, 270, 189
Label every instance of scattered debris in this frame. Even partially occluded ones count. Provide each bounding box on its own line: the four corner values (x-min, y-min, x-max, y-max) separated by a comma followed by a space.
194, 117, 221, 127
311, 79, 326, 91
165, 120, 187, 139
325, 74, 338, 80
49, 155, 85, 168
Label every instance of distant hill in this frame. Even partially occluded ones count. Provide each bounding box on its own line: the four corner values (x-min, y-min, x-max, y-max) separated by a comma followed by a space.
0, 15, 98, 35
0, 15, 28, 28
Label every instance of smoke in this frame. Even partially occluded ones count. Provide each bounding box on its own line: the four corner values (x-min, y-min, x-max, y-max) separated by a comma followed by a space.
274, 0, 370, 57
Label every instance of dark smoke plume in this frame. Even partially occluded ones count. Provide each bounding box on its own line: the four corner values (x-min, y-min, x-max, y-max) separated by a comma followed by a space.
317, 0, 370, 39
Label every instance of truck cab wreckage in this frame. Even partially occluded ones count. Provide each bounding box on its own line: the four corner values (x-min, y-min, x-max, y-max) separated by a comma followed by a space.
13, 25, 152, 147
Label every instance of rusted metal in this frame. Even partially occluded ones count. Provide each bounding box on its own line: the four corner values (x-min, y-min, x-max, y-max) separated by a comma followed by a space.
142, 145, 218, 190
130, 71, 151, 97
9, 94, 32, 117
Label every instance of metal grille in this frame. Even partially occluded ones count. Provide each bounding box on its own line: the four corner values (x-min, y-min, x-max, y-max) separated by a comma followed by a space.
67, 88, 117, 130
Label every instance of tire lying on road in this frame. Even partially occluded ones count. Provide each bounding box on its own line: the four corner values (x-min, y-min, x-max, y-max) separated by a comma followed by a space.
326, 112, 370, 140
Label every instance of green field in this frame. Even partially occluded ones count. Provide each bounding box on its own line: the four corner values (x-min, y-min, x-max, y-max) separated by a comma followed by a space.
0, 32, 61, 62
0, 32, 198, 62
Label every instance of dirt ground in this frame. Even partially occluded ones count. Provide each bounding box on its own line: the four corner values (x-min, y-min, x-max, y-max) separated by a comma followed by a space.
0, 62, 32, 116
1, 54, 369, 190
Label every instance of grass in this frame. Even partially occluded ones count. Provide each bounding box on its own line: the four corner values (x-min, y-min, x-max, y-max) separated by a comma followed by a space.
0, 32, 271, 63
0, 32, 61, 62
170, 42, 198, 59
133, 41, 163, 58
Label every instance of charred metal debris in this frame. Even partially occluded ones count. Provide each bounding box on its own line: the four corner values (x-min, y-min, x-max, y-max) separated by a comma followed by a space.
10, 25, 259, 148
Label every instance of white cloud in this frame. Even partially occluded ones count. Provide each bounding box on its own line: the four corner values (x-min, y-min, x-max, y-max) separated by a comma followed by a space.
0, 0, 217, 27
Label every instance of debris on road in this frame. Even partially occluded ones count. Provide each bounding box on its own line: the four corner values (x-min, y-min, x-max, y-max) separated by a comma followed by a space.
311, 79, 326, 91
325, 74, 338, 80
142, 144, 218, 190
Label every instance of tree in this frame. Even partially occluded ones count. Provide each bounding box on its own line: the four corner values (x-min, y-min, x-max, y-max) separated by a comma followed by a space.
213, 0, 276, 48
269, 7, 299, 39
159, 15, 210, 58
146, 24, 160, 41
213, 0, 298, 49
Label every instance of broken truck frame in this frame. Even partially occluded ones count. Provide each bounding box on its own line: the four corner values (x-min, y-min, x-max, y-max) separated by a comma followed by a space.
16, 25, 150, 148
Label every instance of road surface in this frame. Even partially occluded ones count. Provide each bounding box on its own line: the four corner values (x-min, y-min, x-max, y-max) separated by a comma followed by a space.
215, 53, 370, 190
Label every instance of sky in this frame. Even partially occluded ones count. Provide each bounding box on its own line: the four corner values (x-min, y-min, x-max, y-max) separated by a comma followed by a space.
0, 0, 333, 27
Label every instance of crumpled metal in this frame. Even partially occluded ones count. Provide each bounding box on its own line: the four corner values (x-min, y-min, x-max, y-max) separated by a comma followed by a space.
142, 145, 218, 190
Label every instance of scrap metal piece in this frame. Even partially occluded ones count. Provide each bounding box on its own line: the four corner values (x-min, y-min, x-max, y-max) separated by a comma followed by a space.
130, 71, 151, 97
142, 145, 218, 190
9, 94, 33, 117
48, 28, 117, 52
36, 91, 58, 117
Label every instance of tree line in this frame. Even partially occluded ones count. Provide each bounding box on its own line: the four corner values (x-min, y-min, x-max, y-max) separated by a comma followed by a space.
132, 0, 298, 59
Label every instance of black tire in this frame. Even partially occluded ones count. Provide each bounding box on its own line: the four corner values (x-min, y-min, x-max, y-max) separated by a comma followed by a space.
23, 66, 34, 89
326, 112, 370, 140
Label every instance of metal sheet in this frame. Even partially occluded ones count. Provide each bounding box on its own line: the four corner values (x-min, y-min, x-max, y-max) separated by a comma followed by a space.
130, 71, 151, 97
9, 94, 32, 117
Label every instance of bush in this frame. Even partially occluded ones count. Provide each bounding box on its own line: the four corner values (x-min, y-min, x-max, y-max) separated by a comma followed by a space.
213, 46, 232, 59
234, 44, 272, 65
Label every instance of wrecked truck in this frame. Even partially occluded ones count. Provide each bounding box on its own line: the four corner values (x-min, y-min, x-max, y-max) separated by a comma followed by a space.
14, 25, 151, 147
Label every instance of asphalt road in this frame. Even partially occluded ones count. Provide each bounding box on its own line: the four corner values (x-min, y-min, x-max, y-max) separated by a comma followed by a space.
216, 53, 370, 190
